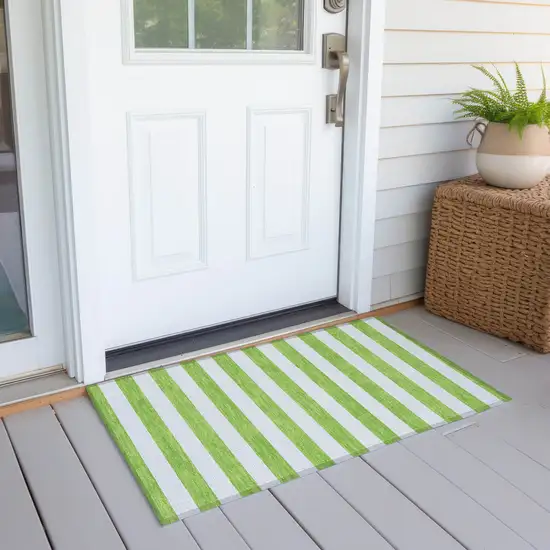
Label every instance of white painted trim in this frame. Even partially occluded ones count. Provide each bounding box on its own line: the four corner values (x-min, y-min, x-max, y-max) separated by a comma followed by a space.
40, 0, 77, 379
45, 0, 383, 383
337, 0, 385, 314
42, 0, 107, 384
246, 0, 253, 51
125, 50, 316, 66
120, 0, 316, 65
188, 0, 196, 50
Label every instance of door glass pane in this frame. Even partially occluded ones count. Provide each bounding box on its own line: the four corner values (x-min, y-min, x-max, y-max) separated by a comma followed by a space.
0, 3, 30, 343
196, 0, 247, 50
134, 0, 189, 49
133, 0, 305, 51
253, 0, 303, 51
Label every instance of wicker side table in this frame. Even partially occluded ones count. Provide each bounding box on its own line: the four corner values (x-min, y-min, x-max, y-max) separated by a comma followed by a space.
425, 174, 550, 353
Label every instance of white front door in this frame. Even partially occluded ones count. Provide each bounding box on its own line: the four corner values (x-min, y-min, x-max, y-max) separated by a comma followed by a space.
0, 0, 64, 379
86, 0, 347, 349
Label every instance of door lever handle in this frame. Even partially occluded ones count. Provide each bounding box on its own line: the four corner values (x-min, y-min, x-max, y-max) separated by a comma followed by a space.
322, 33, 349, 127
332, 51, 350, 127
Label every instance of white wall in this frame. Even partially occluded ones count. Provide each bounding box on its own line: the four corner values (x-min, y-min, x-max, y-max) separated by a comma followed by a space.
371, 0, 550, 308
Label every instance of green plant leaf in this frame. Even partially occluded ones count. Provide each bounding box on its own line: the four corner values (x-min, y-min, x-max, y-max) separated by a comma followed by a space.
452, 63, 550, 137
539, 65, 547, 105
513, 62, 529, 109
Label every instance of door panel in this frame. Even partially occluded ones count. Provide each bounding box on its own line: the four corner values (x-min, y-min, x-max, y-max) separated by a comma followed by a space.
87, 0, 346, 349
128, 112, 207, 280
247, 108, 311, 259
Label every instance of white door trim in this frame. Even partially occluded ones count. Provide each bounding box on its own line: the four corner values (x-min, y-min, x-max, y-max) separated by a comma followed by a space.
338, 0, 385, 313
41, 0, 106, 384
42, 0, 385, 384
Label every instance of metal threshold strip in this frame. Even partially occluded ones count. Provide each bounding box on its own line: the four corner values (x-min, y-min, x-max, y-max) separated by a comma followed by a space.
106, 299, 352, 375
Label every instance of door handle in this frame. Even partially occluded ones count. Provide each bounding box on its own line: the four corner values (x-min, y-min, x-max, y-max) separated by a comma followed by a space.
331, 51, 350, 127
322, 33, 349, 127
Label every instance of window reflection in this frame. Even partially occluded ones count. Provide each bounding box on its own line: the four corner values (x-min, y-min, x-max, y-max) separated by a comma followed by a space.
253, 0, 302, 51
134, 0, 304, 51
0, 2, 30, 343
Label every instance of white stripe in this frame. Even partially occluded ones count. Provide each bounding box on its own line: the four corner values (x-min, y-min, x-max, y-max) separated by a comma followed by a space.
134, 373, 237, 504
198, 357, 315, 475
166, 366, 277, 489
340, 325, 473, 416
286, 337, 416, 438
100, 382, 194, 515
366, 318, 501, 406
258, 344, 382, 450
229, 350, 349, 462
313, 330, 445, 427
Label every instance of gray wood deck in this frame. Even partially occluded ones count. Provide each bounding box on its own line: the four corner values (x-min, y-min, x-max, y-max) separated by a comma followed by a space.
1, 306, 550, 549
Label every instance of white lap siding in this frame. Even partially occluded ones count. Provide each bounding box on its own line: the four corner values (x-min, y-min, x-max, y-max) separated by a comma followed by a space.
372, 0, 550, 308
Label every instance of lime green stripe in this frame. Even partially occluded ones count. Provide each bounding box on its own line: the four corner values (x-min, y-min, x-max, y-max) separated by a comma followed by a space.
150, 369, 260, 498
182, 361, 298, 484
379, 319, 511, 402
116, 377, 220, 511
87, 386, 179, 525
243, 348, 367, 456
352, 321, 489, 413
327, 327, 461, 423
214, 354, 334, 470
299, 333, 431, 434
266, 342, 400, 446
243, 347, 367, 456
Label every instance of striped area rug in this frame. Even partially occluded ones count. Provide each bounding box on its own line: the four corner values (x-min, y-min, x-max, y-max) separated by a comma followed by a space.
88, 318, 510, 525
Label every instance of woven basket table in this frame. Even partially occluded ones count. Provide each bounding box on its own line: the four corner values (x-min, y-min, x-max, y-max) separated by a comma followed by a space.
425, 174, 550, 353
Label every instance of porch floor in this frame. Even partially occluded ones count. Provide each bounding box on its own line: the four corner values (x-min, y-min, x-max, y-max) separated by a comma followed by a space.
1, 306, 550, 550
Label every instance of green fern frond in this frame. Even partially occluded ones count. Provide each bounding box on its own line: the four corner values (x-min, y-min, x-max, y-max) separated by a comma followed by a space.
453, 63, 550, 137
493, 65, 514, 102
473, 65, 508, 100
513, 62, 529, 109
539, 65, 547, 104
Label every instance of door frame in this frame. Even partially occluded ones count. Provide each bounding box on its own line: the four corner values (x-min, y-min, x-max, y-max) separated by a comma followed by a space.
0, 0, 66, 380
42, 0, 385, 384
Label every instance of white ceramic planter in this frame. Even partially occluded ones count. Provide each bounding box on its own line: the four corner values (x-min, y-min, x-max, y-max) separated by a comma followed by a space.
472, 122, 550, 189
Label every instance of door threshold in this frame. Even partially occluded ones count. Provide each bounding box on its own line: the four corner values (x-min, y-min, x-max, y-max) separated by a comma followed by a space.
0, 369, 82, 411
104, 297, 425, 381
0, 364, 65, 388
0, 298, 423, 415
106, 299, 353, 378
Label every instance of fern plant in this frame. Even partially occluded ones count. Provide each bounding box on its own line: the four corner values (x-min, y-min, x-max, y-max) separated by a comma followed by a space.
452, 63, 550, 137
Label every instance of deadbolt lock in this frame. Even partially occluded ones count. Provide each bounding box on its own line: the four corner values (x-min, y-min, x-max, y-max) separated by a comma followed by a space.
324, 0, 346, 14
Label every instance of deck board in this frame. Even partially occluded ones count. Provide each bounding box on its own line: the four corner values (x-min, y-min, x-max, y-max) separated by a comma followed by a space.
448, 423, 550, 513
402, 430, 550, 549
0, 420, 51, 550
54, 397, 200, 550
271, 472, 393, 550
320, 457, 465, 550
185, 508, 251, 550
2, 306, 550, 549
364, 443, 533, 550
222, 490, 320, 550
3, 407, 126, 550
385, 309, 550, 406
476, 404, 550, 470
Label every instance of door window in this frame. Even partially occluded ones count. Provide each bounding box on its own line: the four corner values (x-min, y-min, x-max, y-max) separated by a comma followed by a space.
133, 0, 304, 51
0, 2, 30, 343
